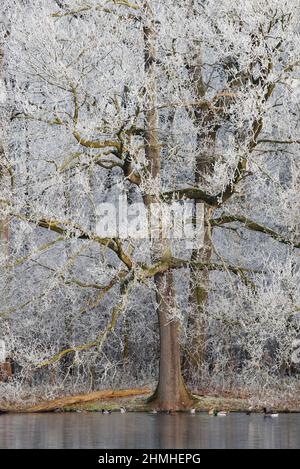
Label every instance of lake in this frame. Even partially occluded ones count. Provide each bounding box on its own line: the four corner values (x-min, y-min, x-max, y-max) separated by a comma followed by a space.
0, 412, 300, 449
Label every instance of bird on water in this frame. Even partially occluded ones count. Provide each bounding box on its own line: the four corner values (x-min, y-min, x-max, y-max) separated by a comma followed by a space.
208, 409, 228, 416
263, 407, 278, 418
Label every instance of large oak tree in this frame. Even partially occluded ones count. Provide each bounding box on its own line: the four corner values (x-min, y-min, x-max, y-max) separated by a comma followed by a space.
0, 0, 299, 408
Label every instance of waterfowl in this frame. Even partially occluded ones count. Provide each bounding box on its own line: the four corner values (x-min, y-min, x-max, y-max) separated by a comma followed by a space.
246, 406, 253, 416
263, 407, 278, 418
101, 409, 112, 414
190, 408, 196, 414
120, 407, 126, 414
208, 409, 227, 416
150, 409, 158, 414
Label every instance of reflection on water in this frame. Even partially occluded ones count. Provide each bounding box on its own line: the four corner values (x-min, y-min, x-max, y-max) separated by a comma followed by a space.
0, 413, 300, 449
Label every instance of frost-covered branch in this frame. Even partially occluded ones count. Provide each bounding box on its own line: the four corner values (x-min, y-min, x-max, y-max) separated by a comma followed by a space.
212, 214, 300, 249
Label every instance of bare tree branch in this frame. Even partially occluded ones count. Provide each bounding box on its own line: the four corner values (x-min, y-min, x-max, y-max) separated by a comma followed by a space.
212, 213, 300, 248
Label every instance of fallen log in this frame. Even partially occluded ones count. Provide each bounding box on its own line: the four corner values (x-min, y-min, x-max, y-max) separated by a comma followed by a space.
24, 387, 151, 413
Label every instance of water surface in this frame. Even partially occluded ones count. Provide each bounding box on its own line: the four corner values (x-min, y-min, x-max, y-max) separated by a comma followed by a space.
0, 413, 300, 449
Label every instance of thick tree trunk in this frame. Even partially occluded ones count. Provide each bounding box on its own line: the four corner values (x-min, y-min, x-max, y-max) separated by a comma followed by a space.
183, 37, 216, 382
0, 26, 13, 369
149, 272, 193, 409
143, 1, 192, 409
0, 44, 8, 250
184, 206, 213, 381
0, 32, 11, 301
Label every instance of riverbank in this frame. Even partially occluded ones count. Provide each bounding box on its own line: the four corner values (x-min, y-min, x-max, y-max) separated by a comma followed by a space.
1, 387, 300, 413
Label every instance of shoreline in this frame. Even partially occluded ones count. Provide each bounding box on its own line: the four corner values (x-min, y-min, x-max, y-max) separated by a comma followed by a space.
1, 388, 300, 414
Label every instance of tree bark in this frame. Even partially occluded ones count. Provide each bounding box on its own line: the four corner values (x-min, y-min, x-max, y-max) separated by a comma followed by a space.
149, 271, 193, 409
0, 27, 11, 306
0, 40, 9, 251
143, 1, 193, 409
184, 207, 213, 381
183, 36, 215, 382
